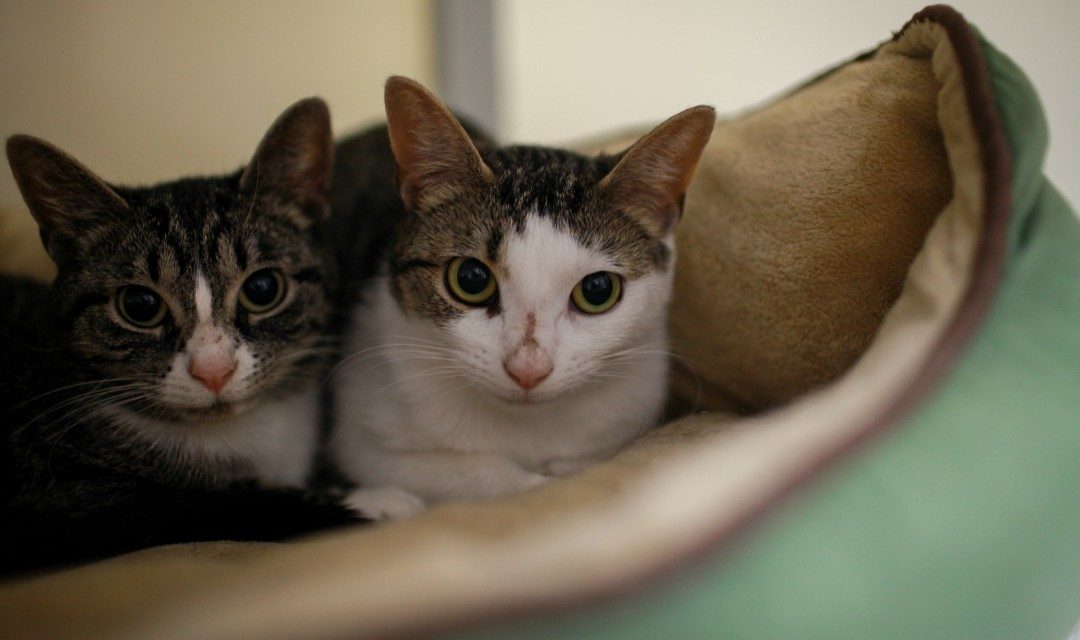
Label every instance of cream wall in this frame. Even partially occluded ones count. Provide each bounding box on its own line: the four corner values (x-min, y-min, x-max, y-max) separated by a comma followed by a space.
0, 0, 435, 213
494, 1, 1080, 209
3, 2, 1076, 215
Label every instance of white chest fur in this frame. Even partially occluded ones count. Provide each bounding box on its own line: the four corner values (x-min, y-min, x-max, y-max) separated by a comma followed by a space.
331, 280, 669, 508
108, 385, 319, 488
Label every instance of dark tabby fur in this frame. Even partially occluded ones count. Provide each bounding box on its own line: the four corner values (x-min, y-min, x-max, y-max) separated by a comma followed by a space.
0, 98, 363, 577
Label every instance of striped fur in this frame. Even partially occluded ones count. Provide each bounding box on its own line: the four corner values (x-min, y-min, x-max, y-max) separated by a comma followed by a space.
0, 98, 363, 575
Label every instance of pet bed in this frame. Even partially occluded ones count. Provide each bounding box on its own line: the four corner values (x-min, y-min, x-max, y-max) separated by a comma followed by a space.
0, 5, 1076, 639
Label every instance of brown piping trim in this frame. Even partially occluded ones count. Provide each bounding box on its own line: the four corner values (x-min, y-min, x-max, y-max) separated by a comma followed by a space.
372, 6, 1015, 639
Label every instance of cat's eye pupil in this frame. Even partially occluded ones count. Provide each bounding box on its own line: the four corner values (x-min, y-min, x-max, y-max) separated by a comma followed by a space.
238, 268, 286, 314
571, 271, 621, 314
446, 257, 497, 306
455, 258, 491, 296
117, 285, 165, 327
121, 287, 162, 324
242, 270, 279, 307
581, 272, 614, 306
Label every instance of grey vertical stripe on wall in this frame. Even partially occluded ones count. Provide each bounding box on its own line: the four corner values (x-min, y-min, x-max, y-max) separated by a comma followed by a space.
434, 0, 499, 138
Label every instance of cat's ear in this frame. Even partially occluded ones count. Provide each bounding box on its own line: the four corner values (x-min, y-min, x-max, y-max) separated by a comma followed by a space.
384, 76, 493, 212
240, 97, 333, 227
6, 135, 130, 265
599, 105, 716, 236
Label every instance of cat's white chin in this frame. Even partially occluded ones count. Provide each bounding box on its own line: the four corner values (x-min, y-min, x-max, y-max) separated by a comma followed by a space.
105, 385, 320, 488
152, 387, 265, 418
488, 389, 555, 406
481, 382, 578, 407
175, 399, 256, 422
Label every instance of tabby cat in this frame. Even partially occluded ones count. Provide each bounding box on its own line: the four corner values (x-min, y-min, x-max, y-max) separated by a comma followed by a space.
0, 98, 363, 575
329, 77, 715, 519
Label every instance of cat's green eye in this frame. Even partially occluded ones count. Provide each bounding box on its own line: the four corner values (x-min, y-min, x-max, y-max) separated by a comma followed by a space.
571, 271, 622, 314
117, 285, 167, 328
239, 269, 286, 314
446, 257, 497, 306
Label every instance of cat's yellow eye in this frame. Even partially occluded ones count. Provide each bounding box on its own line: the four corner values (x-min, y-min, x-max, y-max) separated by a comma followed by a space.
445, 257, 497, 306
117, 285, 167, 328
239, 269, 286, 314
571, 271, 622, 314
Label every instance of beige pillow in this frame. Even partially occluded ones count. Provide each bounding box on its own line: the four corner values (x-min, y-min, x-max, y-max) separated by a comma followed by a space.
671, 50, 952, 411
590, 49, 952, 413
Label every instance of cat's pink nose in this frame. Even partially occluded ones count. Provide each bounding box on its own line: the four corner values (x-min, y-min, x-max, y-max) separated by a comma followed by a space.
189, 358, 236, 394
503, 352, 553, 391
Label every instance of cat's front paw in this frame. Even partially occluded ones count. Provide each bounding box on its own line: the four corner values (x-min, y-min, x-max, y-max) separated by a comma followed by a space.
344, 486, 426, 521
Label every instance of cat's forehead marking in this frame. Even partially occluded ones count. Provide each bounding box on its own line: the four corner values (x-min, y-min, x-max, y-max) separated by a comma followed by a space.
502, 215, 606, 306
194, 271, 213, 323
481, 146, 670, 276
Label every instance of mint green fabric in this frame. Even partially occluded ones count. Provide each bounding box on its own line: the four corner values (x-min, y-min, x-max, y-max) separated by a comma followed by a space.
458, 32, 1080, 640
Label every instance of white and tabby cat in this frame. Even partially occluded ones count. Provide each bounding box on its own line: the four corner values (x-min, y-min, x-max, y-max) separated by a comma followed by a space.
330, 77, 715, 519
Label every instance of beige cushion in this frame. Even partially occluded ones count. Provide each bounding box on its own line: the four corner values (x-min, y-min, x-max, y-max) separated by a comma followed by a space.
588, 48, 952, 412
672, 52, 952, 411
